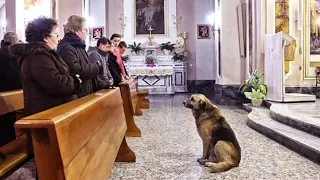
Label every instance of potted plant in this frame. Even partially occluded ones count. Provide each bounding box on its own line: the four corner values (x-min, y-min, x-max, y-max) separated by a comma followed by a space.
128, 42, 142, 55
159, 42, 175, 55
244, 89, 265, 106
172, 51, 188, 62
121, 55, 130, 63
239, 69, 267, 106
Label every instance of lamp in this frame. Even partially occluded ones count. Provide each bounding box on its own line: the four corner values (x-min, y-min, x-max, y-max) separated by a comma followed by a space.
207, 12, 220, 39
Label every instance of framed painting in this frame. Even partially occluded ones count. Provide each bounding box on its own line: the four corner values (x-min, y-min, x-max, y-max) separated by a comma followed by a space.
24, 0, 55, 25
91, 27, 104, 40
133, 0, 168, 37
197, 24, 211, 39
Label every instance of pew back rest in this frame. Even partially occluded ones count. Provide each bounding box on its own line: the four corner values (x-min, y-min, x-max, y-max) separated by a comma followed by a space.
0, 90, 23, 115
15, 88, 127, 180
119, 77, 138, 114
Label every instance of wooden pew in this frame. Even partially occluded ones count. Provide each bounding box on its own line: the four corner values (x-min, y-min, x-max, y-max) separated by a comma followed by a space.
0, 90, 30, 178
131, 77, 150, 116
15, 88, 135, 180
119, 78, 142, 137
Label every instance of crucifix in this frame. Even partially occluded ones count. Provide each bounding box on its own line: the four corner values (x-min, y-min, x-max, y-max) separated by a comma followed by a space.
147, 26, 154, 46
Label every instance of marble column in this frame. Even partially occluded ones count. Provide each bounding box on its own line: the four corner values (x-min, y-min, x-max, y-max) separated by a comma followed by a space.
5, 0, 24, 41
213, 0, 246, 105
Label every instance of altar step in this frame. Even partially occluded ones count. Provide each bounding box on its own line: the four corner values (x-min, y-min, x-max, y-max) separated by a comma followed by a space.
243, 104, 320, 164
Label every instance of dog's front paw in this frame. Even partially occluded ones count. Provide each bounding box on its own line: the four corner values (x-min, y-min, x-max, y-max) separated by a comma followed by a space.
197, 158, 208, 165
205, 162, 216, 167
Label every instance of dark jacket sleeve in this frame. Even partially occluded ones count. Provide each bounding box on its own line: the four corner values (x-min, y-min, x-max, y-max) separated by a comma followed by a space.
88, 51, 100, 64
108, 54, 122, 86
30, 54, 78, 95
59, 45, 99, 79
0, 48, 22, 91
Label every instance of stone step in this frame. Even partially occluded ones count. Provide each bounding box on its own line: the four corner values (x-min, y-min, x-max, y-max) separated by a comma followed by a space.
270, 104, 320, 138
247, 106, 320, 164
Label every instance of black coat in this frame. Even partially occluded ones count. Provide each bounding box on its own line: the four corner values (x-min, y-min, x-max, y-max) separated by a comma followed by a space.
58, 33, 100, 97
108, 53, 123, 86
0, 45, 22, 92
10, 43, 80, 116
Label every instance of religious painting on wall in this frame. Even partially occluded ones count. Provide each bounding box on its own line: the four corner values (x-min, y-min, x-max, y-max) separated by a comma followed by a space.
197, 24, 210, 39
275, 0, 291, 73
24, 0, 53, 26
310, 0, 320, 54
134, 0, 168, 36
91, 27, 103, 40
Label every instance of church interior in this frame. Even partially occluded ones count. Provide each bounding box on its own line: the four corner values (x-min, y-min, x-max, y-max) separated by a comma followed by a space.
0, 0, 320, 179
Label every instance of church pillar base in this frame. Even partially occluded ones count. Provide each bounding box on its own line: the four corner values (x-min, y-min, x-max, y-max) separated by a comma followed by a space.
213, 84, 245, 106
187, 80, 215, 99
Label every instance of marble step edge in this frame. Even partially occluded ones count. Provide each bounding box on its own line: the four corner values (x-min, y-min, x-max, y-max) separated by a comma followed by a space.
243, 102, 320, 138
247, 108, 320, 164
270, 105, 320, 138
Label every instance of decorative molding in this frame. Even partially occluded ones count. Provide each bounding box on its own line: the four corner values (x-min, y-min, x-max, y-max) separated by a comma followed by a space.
119, 13, 127, 38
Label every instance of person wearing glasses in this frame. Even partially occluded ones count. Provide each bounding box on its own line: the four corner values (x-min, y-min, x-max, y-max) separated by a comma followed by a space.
88, 37, 114, 89
57, 15, 101, 98
9, 17, 81, 116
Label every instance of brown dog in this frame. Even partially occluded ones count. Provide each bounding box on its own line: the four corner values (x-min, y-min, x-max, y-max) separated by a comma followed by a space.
183, 94, 241, 173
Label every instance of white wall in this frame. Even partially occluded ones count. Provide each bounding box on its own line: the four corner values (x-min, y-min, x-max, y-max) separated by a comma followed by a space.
57, 0, 84, 38
88, 0, 106, 46
195, 0, 215, 80
0, 4, 5, 41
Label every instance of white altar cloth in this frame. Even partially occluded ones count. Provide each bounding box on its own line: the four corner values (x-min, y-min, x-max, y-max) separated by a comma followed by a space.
128, 66, 174, 76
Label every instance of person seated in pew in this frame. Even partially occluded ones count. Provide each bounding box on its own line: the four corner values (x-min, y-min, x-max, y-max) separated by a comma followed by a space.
87, 37, 114, 90
9, 17, 81, 116
0, 32, 23, 146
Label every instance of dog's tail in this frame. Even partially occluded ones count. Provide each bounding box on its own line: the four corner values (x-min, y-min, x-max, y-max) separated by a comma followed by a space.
209, 161, 238, 173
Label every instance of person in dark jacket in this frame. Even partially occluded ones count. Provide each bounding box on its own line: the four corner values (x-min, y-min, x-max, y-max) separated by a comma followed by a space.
88, 37, 114, 89
0, 32, 21, 92
108, 45, 123, 86
10, 17, 81, 116
57, 15, 100, 97
0, 32, 22, 146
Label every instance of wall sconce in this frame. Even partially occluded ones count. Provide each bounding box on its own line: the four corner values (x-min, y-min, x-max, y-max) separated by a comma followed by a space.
1, 19, 6, 36
207, 13, 220, 40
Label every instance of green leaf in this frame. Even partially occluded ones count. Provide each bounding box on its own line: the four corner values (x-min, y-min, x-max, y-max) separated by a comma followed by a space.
259, 84, 267, 95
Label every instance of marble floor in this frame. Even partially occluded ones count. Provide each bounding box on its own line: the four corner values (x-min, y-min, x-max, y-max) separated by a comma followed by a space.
5, 93, 320, 180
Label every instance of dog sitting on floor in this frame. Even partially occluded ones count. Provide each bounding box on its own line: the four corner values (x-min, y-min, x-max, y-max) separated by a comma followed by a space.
183, 94, 241, 173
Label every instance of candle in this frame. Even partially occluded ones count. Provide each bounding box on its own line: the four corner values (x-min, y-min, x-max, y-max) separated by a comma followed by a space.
182, 32, 187, 39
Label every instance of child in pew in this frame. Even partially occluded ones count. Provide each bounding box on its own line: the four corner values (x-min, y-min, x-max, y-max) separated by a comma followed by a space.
87, 37, 114, 90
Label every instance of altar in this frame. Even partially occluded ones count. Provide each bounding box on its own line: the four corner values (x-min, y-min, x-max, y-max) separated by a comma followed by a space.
125, 53, 187, 95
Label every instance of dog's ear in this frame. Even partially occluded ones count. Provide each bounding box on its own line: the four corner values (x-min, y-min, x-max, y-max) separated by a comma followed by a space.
199, 99, 207, 110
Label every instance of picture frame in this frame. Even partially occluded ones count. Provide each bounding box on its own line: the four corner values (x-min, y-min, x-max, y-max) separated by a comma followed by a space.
197, 24, 211, 39
91, 27, 104, 40
133, 0, 168, 37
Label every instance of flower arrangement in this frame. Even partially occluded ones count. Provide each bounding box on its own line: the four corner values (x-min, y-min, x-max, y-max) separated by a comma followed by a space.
145, 56, 157, 67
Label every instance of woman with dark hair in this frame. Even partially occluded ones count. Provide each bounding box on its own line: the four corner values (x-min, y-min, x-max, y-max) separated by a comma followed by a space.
10, 17, 81, 116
